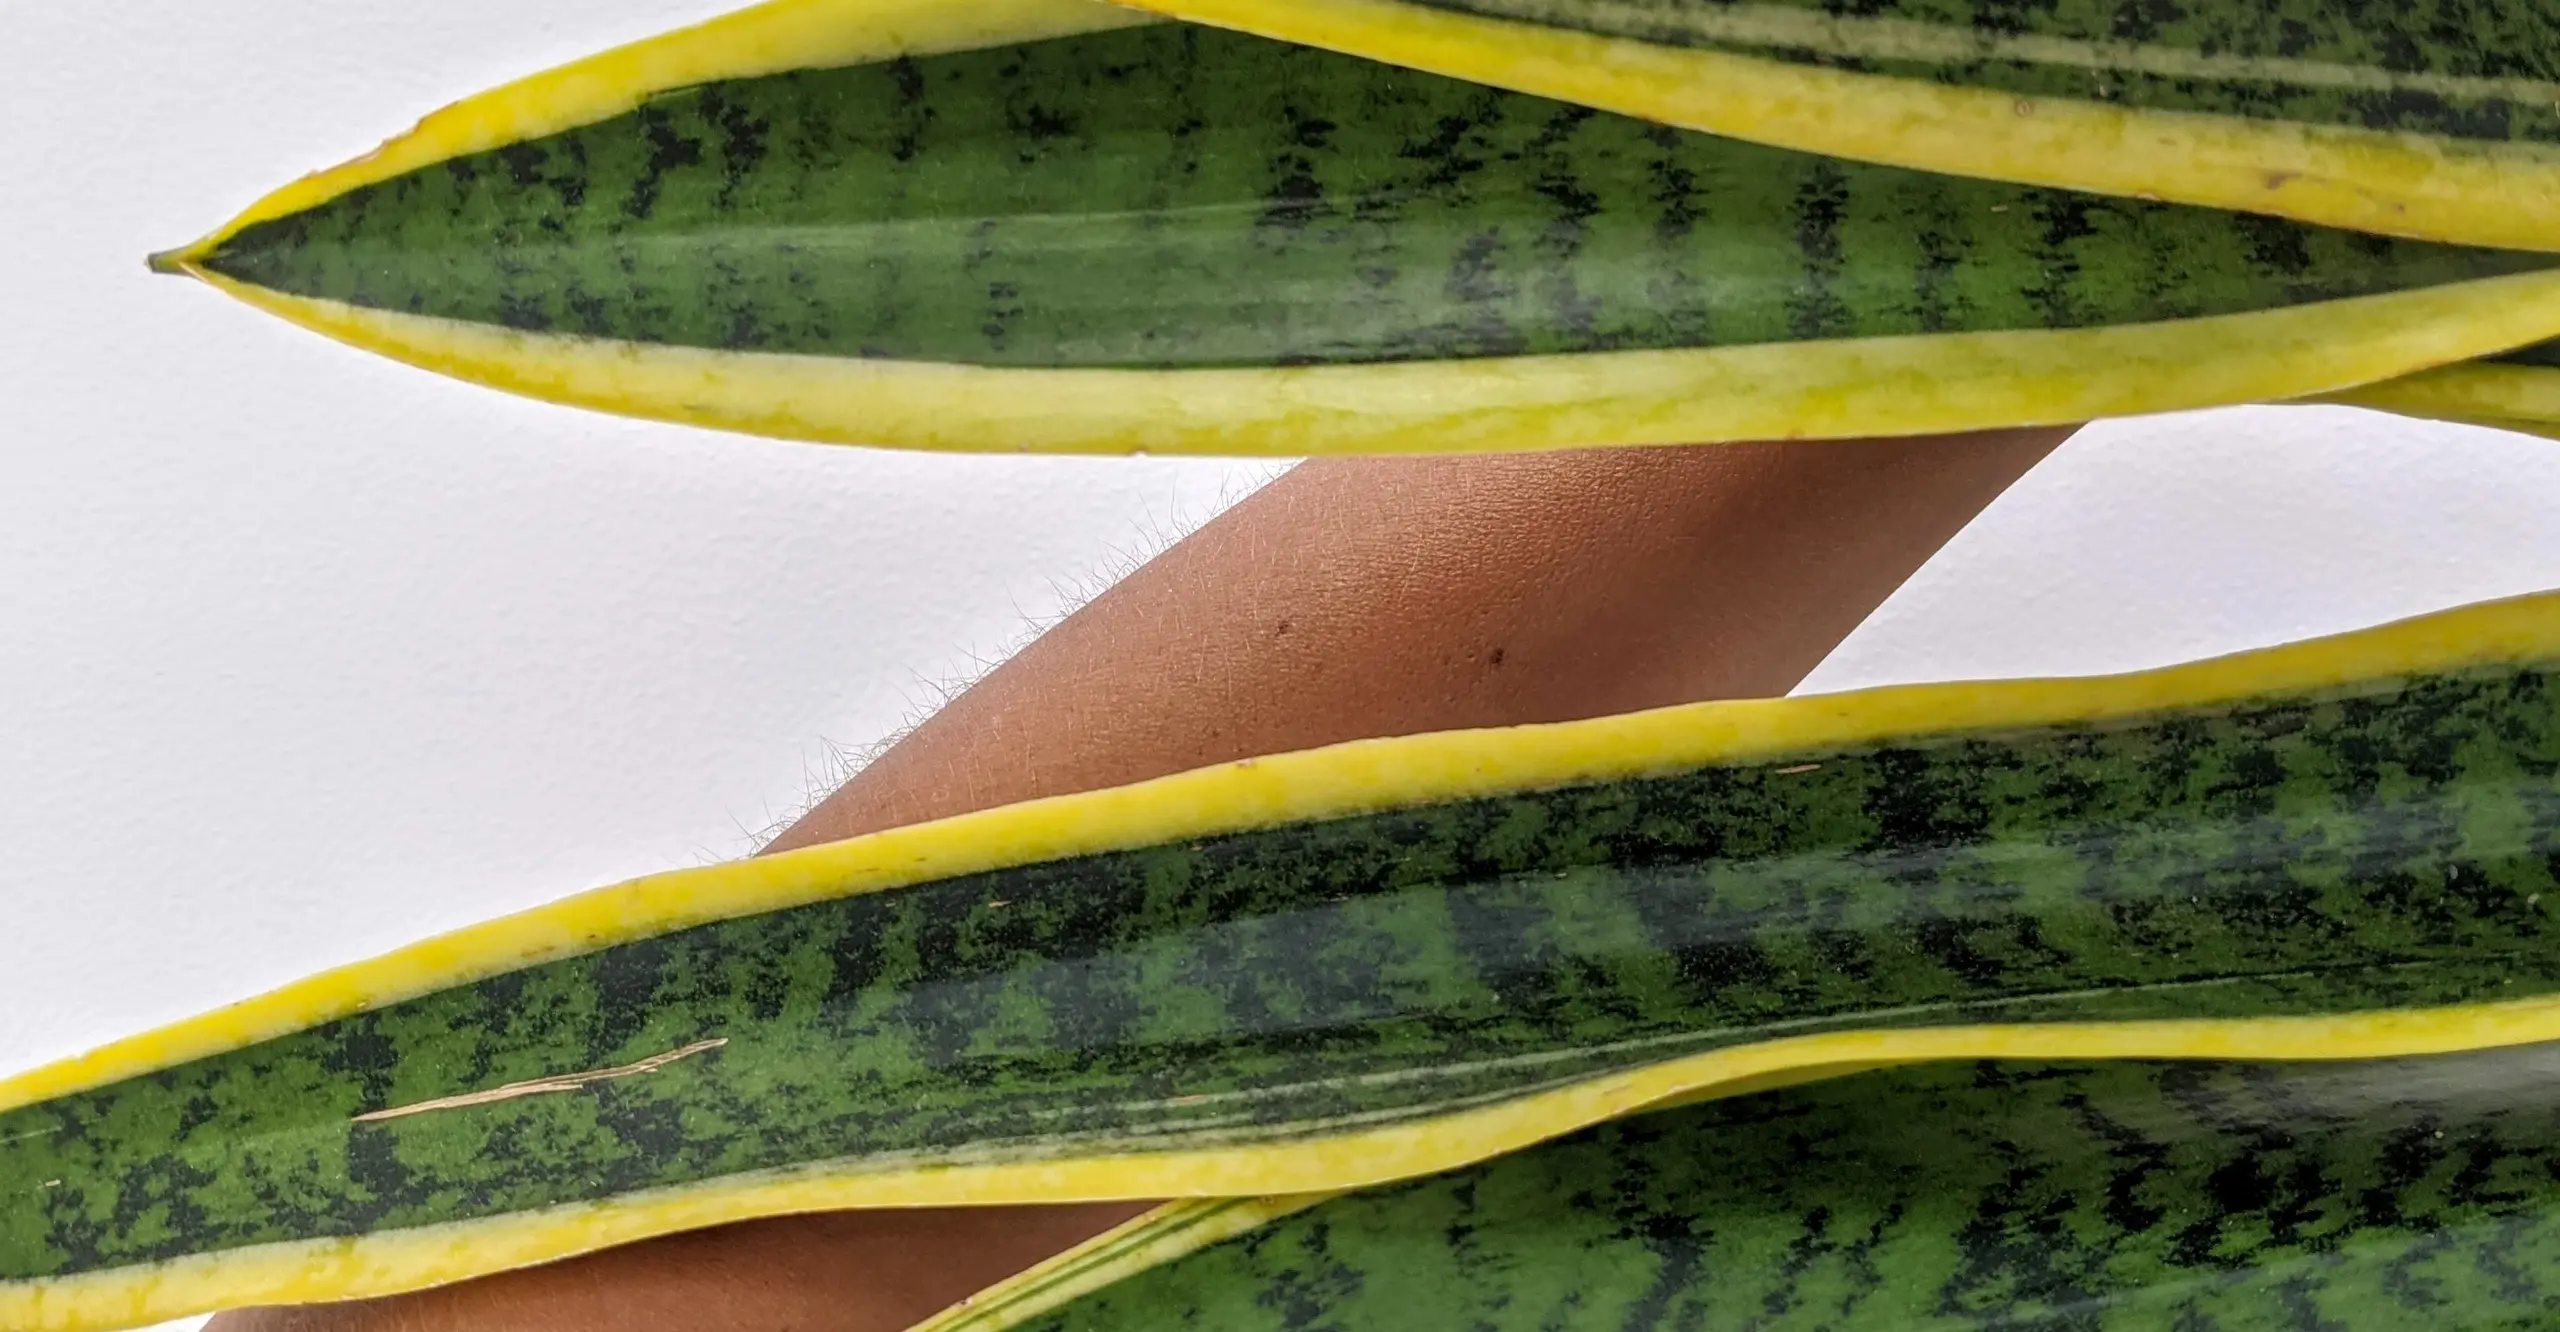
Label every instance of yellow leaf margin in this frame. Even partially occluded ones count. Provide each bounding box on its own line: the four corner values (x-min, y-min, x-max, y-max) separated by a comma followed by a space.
1114, 0, 2560, 253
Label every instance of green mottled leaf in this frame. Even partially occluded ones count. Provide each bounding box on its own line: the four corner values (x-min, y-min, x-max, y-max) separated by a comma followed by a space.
10, 644, 2560, 1311
190, 23, 2553, 370
1009, 1045, 2560, 1331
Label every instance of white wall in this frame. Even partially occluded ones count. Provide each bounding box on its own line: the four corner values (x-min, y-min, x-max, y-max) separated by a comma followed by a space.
10, 5, 2560, 1330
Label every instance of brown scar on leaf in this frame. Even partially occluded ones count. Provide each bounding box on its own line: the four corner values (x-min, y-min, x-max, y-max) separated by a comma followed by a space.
1774, 763, 1824, 776
353, 1039, 729, 1124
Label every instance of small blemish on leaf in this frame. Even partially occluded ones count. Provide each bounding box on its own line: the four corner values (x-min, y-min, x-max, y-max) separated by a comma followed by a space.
353, 1039, 729, 1124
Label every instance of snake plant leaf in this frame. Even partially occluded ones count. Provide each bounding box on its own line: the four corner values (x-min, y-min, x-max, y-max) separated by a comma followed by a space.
1120, 0, 2560, 255
2325, 344, 2560, 437
14, 591, 2560, 1329
151, 0, 2560, 458
926, 1045, 2560, 1332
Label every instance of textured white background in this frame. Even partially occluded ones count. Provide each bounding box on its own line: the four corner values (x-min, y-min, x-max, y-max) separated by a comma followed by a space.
11, 4, 2560, 1329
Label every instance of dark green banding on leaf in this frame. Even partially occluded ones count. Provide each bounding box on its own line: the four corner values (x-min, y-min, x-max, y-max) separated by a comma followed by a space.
1415, 0, 2560, 146
7, 657, 2560, 1283
1016, 1045, 2560, 1331
192, 25, 2553, 370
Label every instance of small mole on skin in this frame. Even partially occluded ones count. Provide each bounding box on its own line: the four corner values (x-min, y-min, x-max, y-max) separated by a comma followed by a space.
1276, 620, 1292, 635
1489, 647, 1507, 667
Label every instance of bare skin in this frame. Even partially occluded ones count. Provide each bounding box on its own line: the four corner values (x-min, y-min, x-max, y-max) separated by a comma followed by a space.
214, 428, 2070, 1332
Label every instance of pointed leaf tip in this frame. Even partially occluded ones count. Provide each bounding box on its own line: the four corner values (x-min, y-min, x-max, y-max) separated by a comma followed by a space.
146, 246, 201, 277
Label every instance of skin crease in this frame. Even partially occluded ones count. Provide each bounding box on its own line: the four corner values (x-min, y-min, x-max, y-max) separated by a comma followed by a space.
211, 427, 2071, 1332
